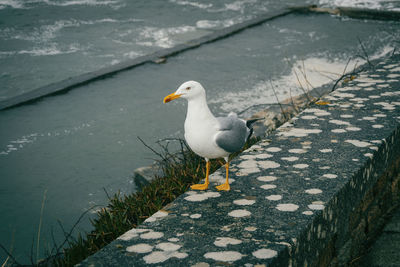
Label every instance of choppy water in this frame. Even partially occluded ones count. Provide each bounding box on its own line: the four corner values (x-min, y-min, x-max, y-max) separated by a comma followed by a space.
0, 0, 309, 100
0, 0, 400, 264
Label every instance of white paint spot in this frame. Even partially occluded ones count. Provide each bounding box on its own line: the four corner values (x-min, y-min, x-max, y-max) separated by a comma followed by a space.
255, 153, 273, 159
362, 116, 376, 121
214, 237, 242, 247
305, 188, 322, 194
356, 104, 367, 108
266, 147, 281, 152
340, 114, 354, 118
377, 84, 389, 88
346, 127, 361, 131
204, 251, 244, 262
374, 102, 395, 110
319, 149, 332, 153
372, 124, 384, 129
144, 210, 169, 223
352, 158, 359, 162
276, 203, 299, 212
257, 175, 277, 182
260, 184, 277, 190
304, 108, 331, 116
293, 164, 309, 169
140, 231, 164, 240
333, 92, 355, 98
339, 104, 351, 108
278, 128, 322, 137
168, 238, 179, 242
266, 195, 282, 201
240, 154, 256, 160
118, 228, 150, 241
302, 211, 313, 215
245, 226, 257, 231
237, 167, 260, 175
289, 148, 307, 154
308, 204, 324, 210
351, 97, 369, 102
373, 114, 387, 117
252, 248, 277, 259
156, 242, 181, 251
365, 153, 373, 158
237, 160, 258, 169
233, 199, 256, 206
333, 129, 348, 135
144, 251, 188, 264
345, 140, 371, 147
301, 115, 317, 120
323, 174, 337, 179
184, 192, 221, 202
126, 243, 153, 253
190, 213, 202, 219
228, 209, 251, 218
281, 156, 299, 161
329, 119, 351, 126
190, 263, 210, 267
381, 91, 400, 96
258, 160, 280, 169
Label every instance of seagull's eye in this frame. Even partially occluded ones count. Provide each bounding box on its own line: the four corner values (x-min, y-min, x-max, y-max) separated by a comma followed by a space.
186, 87, 191, 90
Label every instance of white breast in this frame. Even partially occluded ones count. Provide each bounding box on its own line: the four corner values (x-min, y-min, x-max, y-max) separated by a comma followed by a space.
184, 115, 229, 159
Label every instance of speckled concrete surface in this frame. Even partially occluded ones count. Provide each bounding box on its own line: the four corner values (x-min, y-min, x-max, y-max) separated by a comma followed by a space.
79, 55, 400, 266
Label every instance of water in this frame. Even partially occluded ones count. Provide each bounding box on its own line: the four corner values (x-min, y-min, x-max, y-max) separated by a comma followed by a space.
0, 0, 312, 100
1, 0, 400, 264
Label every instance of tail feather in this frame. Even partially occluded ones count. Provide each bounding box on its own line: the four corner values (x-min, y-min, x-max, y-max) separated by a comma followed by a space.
245, 117, 263, 143
246, 117, 264, 128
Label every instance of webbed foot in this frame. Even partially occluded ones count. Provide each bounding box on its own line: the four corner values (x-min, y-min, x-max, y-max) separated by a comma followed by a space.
216, 183, 230, 191
191, 183, 209, 190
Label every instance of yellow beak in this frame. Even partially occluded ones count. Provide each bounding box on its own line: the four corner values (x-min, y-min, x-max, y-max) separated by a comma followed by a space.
163, 92, 182, 103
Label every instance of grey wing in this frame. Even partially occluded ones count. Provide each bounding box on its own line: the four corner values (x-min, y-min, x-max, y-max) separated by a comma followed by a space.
215, 114, 249, 153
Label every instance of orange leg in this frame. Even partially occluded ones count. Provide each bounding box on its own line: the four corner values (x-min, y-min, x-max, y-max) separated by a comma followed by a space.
191, 160, 210, 190
216, 161, 230, 191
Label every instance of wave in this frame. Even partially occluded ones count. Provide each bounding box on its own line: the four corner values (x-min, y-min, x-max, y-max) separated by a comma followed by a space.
43, 0, 122, 6
318, 0, 400, 11
137, 25, 197, 48
0, 18, 142, 43
209, 46, 395, 114
0, 121, 94, 156
0, 0, 124, 9
169, 0, 212, 9
0, 0, 24, 9
196, 18, 237, 29
0, 43, 84, 57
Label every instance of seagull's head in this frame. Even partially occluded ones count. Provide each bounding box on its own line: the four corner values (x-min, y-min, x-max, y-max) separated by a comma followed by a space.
163, 81, 205, 103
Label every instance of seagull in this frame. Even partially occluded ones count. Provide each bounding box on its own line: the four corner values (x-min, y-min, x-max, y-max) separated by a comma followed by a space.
163, 81, 260, 191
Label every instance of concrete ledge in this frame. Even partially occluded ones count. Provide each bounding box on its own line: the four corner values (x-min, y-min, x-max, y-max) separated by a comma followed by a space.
78, 55, 400, 266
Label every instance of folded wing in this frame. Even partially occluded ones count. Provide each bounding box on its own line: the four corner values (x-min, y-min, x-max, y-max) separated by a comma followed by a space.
215, 113, 250, 153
